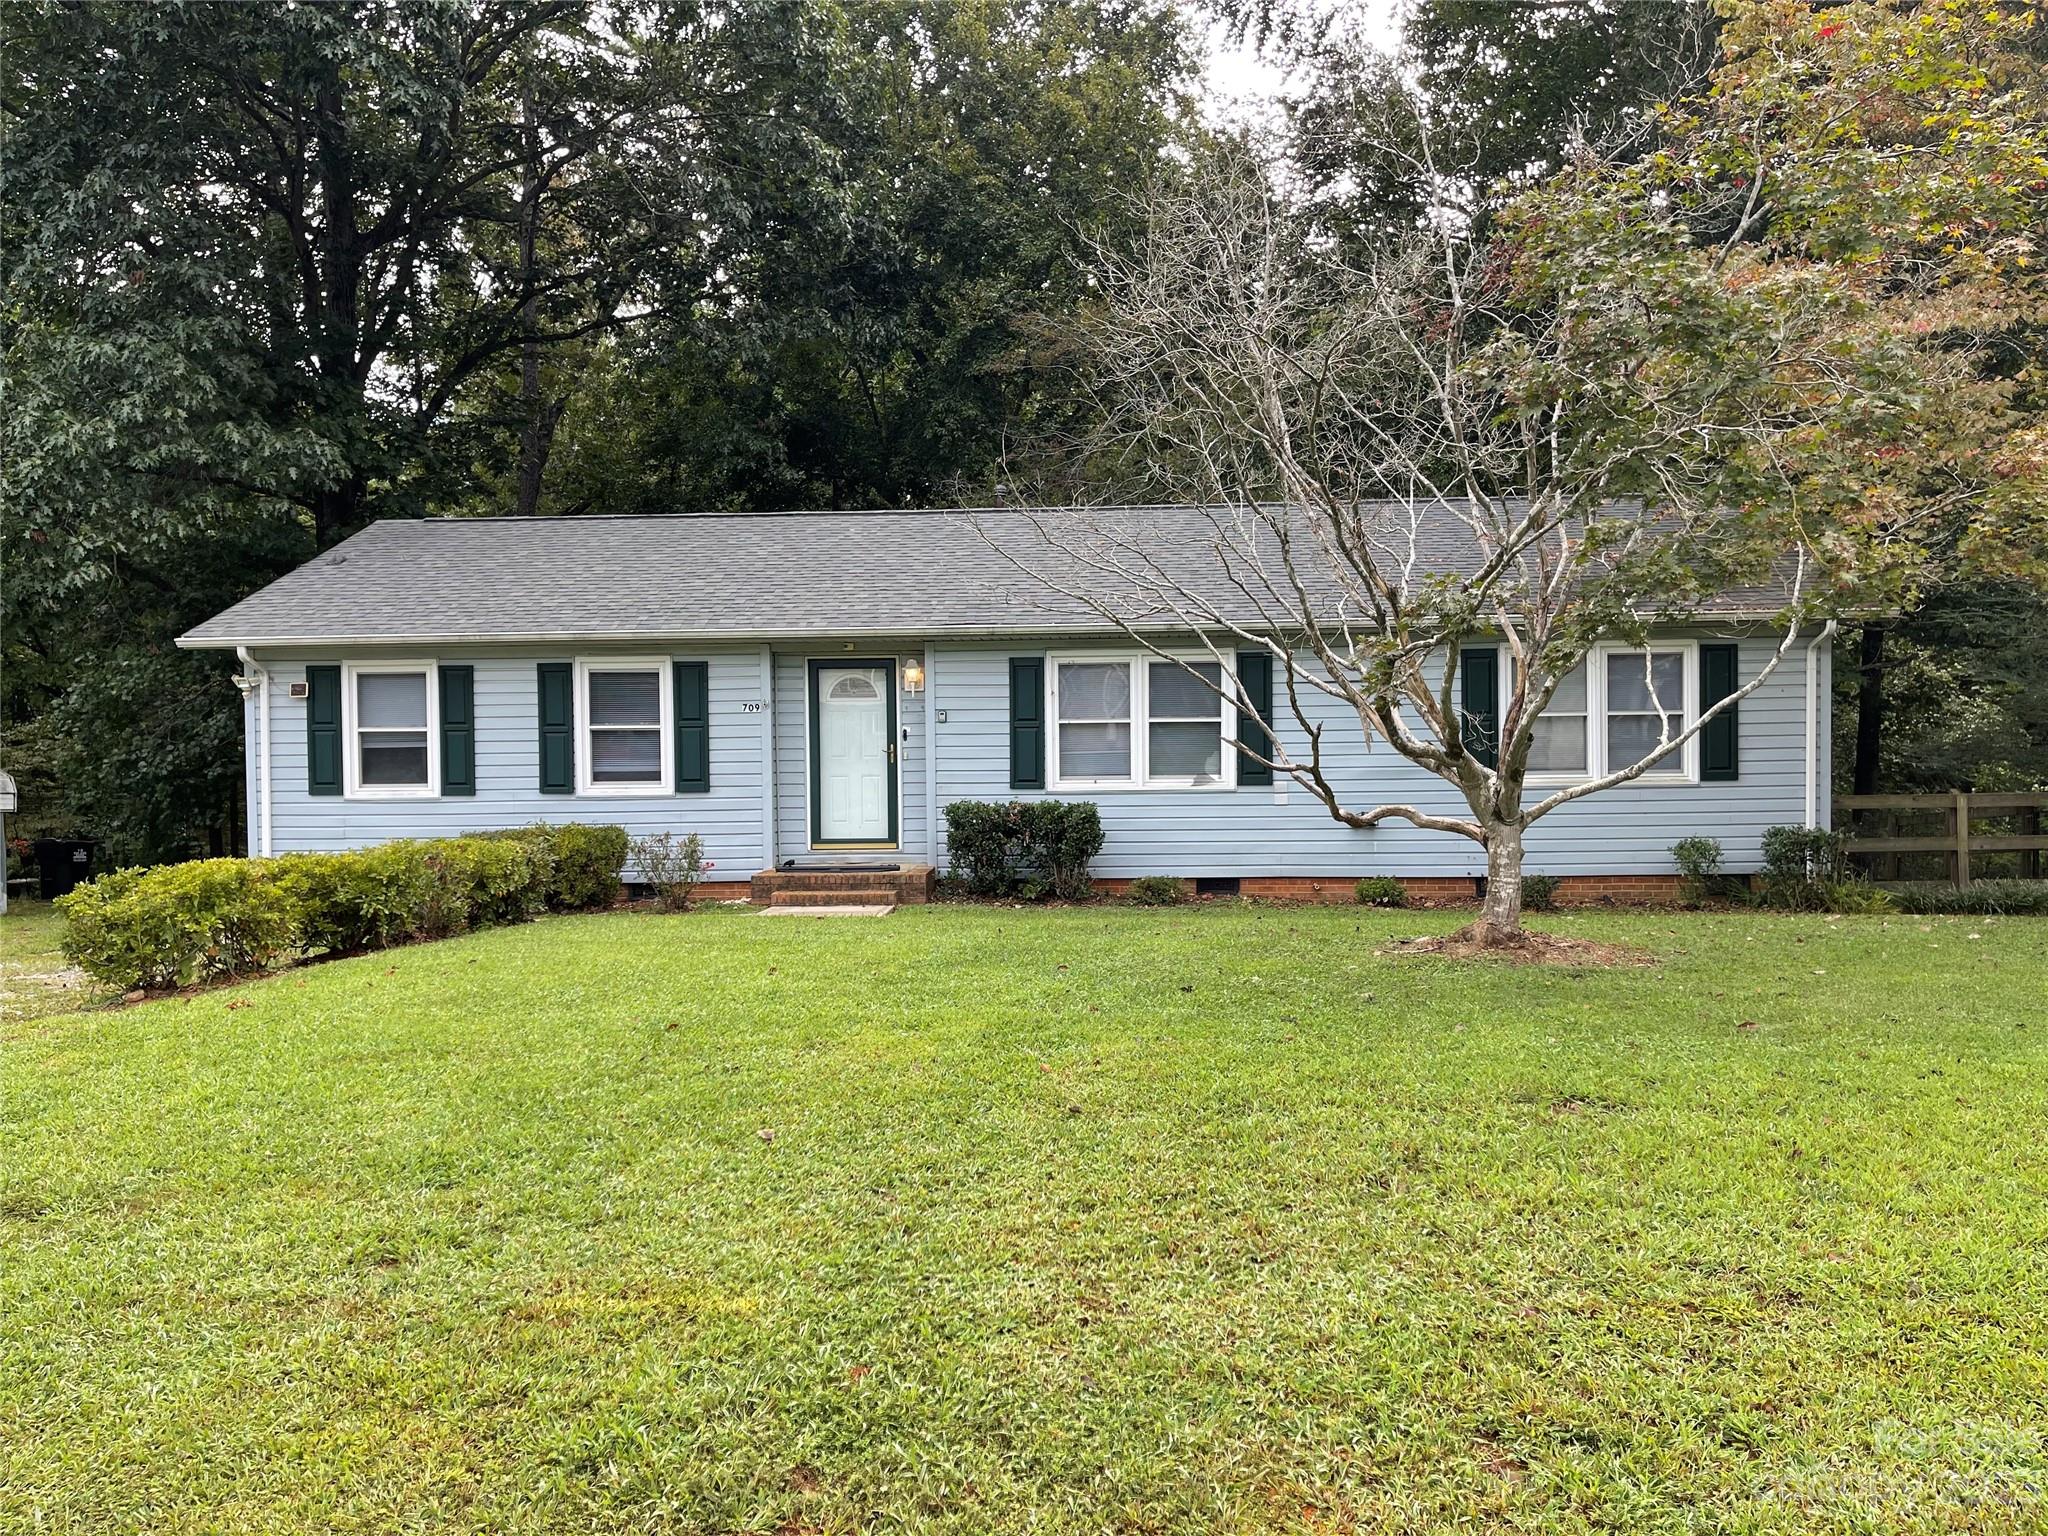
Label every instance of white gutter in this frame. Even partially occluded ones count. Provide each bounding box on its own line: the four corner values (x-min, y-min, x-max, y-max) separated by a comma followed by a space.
237, 647, 273, 858
1803, 621, 1837, 830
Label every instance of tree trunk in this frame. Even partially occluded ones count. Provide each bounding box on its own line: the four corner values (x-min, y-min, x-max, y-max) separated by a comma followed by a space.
515, 386, 567, 517
1474, 821, 1526, 942
512, 63, 557, 518
1853, 622, 1886, 797
313, 479, 366, 549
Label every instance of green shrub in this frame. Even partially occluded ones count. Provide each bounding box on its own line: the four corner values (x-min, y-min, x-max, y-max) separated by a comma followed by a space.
474, 823, 624, 910
544, 823, 628, 910
56, 828, 609, 994
58, 859, 297, 989
944, 801, 1016, 897
56, 868, 175, 989
1821, 881, 1897, 915
1521, 873, 1560, 911
276, 843, 435, 953
474, 824, 558, 896
1014, 801, 1105, 900
1353, 876, 1407, 908
1671, 836, 1725, 906
1759, 825, 1852, 911
1126, 875, 1189, 906
630, 831, 707, 911
943, 800, 1105, 900
420, 836, 546, 935
1887, 880, 2048, 916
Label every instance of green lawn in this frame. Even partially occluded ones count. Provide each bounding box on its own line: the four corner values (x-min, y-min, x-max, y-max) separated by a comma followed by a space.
5, 903, 2046, 1534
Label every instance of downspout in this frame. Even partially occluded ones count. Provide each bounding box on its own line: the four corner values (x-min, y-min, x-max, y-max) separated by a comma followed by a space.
759, 644, 777, 870
1804, 621, 1837, 830
237, 646, 273, 858
923, 645, 939, 864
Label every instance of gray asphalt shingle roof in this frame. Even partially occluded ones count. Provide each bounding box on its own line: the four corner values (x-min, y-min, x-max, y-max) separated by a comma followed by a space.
178, 505, 1790, 648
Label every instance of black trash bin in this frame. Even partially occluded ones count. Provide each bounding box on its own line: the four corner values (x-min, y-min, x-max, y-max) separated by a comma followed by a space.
32, 838, 99, 901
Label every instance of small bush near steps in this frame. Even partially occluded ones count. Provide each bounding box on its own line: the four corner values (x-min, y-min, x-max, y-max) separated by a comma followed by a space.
943, 800, 1104, 900
630, 831, 709, 911
57, 824, 628, 993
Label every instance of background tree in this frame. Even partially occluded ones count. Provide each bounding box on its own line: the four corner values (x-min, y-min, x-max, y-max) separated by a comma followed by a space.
1005, 0, 2046, 942
6, 0, 1115, 858
541, 0, 1200, 516
1223, 0, 1719, 248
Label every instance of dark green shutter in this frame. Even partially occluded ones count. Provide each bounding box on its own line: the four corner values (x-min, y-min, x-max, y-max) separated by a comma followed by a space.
1700, 642, 1740, 782
306, 664, 342, 795
1461, 647, 1500, 768
537, 662, 574, 793
1009, 657, 1045, 790
674, 659, 709, 793
439, 665, 475, 795
1236, 650, 1274, 786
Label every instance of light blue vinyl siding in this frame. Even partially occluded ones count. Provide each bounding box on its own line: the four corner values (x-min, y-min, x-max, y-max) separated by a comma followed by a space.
254, 646, 771, 877
248, 633, 1826, 882
928, 636, 1828, 879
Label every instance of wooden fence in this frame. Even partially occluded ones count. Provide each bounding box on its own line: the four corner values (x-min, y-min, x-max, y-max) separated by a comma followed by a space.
1835, 791, 2048, 887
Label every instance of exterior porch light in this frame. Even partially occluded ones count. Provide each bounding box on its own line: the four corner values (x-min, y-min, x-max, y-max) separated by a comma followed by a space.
903, 659, 926, 695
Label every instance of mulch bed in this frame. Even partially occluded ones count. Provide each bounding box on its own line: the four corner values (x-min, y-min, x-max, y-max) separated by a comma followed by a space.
1383, 923, 1655, 967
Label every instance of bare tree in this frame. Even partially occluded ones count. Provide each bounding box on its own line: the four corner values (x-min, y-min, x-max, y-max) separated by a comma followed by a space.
986, 4, 2040, 941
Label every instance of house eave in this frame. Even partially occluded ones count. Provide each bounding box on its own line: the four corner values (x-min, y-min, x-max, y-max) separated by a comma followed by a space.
177, 608, 1814, 652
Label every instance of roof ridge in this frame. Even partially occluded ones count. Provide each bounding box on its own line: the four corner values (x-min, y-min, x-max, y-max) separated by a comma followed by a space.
400, 505, 1237, 526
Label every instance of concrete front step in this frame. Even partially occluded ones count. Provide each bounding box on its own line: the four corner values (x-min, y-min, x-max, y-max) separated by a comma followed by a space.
750, 863, 935, 906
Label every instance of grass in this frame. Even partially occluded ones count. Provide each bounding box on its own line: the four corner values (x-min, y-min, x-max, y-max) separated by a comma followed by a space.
0, 898, 108, 1021
4, 902, 2046, 1533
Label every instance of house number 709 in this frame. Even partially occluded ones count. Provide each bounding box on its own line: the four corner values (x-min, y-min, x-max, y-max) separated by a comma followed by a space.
739, 701, 765, 713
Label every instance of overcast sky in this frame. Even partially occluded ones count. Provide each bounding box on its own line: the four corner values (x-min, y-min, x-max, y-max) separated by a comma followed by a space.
1199, 1, 1405, 124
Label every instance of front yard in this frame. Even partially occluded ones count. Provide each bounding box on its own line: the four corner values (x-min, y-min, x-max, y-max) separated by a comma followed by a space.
4, 902, 2045, 1533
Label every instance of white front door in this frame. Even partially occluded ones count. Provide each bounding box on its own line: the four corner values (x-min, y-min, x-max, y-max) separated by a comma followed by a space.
814, 663, 895, 845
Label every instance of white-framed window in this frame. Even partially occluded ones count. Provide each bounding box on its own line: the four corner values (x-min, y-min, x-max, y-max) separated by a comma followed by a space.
1049, 654, 1235, 791
1511, 640, 1699, 784
1601, 644, 1695, 780
344, 660, 438, 798
575, 656, 671, 795
1522, 662, 1590, 781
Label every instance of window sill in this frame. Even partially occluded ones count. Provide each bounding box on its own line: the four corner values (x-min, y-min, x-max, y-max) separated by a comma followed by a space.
1524, 773, 1698, 789
1046, 782, 1239, 794
344, 789, 440, 802
574, 782, 674, 797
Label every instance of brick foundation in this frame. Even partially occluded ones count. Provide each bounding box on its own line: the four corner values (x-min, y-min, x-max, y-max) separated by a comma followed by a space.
689, 880, 758, 902
1094, 873, 1688, 906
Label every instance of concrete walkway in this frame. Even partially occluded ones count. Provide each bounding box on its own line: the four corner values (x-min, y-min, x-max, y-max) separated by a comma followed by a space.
758, 904, 895, 918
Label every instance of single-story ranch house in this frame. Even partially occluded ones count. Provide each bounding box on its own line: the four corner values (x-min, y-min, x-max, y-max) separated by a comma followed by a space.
179, 507, 1833, 902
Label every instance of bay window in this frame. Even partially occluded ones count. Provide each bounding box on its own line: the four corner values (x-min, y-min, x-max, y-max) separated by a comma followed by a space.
576, 658, 672, 794
1051, 656, 1233, 790
345, 662, 436, 797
